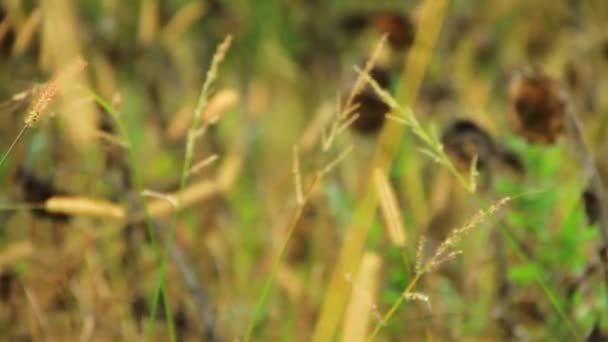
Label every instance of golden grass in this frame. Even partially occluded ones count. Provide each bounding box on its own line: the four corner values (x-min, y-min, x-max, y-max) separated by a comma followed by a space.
40, 0, 96, 147
11, 6, 40, 55
312, 1, 449, 340
373, 168, 407, 247
342, 252, 382, 342
367, 196, 511, 340
0, 241, 32, 270
45, 196, 126, 220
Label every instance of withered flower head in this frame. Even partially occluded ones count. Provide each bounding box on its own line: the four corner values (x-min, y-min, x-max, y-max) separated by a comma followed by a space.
507, 71, 565, 144
582, 187, 600, 225
374, 12, 416, 50
347, 66, 391, 134
441, 119, 495, 172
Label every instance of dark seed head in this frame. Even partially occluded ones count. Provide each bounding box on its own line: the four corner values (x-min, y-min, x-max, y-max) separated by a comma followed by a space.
347, 67, 391, 135
15, 167, 70, 222
441, 119, 495, 173
374, 12, 416, 50
349, 93, 390, 134
583, 188, 600, 225
507, 71, 565, 144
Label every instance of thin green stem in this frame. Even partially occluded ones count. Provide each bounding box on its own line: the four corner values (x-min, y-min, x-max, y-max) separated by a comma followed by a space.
88, 90, 177, 341
367, 273, 422, 341
244, 174, 322, 341
500, 226, 582, 341
145, 35, 232, 341
0, 125, 28, 168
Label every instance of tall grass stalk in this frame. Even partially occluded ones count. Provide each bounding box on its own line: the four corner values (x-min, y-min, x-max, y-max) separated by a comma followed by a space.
243, 173, 322, 341
500, 223, 582, 341
243, 143, 353, 340
88, 91, 177, 340
145, 35, 232, 340
312, 1, 449, 339
367, 197, 511, 341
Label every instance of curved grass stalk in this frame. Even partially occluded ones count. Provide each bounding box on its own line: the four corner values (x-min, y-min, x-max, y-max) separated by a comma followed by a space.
145, 35, 232, 341
88, 90, 177, 341
243, 173, 322, 341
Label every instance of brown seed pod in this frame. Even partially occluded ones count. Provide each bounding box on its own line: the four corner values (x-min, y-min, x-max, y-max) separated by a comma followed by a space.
583, 187, 600, 225
347, 67, 391, 134
441, 119, 495, 173
373, 12, 415, 50
507, 71, 565, 144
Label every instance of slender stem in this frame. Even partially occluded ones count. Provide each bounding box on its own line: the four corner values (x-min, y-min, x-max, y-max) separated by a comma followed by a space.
367, 273, 422, 341
244, 174, 322, 341
563, 94, 608, 309
500, 226, 582, 341
88, 90, 177, 341
0, 125, 28, 168
146, 35, 232, 340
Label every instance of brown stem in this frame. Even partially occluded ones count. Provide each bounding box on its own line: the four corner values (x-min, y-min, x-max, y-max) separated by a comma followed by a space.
563, 91, 608, 306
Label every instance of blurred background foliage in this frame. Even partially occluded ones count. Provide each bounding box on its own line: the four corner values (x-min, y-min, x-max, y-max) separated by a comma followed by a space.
1, 0, 608, 340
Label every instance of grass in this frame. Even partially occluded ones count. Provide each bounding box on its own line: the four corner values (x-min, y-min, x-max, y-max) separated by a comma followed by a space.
0, 0, 607, 340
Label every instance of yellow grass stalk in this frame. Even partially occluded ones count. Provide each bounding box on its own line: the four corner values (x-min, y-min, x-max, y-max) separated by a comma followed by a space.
0, 241, 32, 270
293, 145, 304, 205
342, 252, 382, 342
166, 88, 238, 140
93, 129, 129, 148
373, 168, 407, 247
138, 0, 158, 43
204, 88, 239, 124
276, 264, 304, 302
188, 154, 219, 176
160, 1, 206, 44
312, 1, 448, 340
12, 6, 40, 55
143, 180, 220, 219
45, 196, 126, 220
298, 102, 334, 152
40, 0, 96, 146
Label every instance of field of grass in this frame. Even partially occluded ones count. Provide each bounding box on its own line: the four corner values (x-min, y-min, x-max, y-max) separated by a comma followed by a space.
1, 0, 608, 340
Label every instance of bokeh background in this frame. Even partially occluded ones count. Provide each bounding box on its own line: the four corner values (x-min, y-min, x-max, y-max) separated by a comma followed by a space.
1, 0, 608, 340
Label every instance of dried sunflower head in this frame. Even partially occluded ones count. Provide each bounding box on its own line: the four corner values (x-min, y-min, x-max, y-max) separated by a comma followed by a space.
347, 66, 391, 134
507, 71, 565, 144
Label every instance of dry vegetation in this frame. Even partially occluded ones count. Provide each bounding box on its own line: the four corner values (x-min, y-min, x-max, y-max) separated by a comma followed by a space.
1, 0, 608, 341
